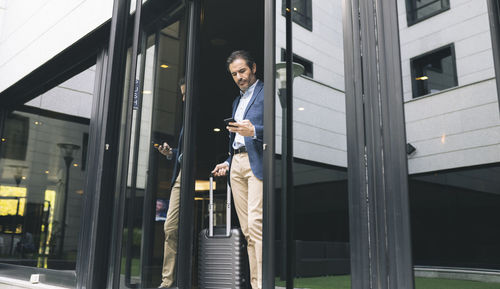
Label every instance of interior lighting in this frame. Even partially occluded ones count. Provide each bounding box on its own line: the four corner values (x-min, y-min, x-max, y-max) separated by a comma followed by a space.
1, 138, 6, 142
160, 64, 169, 68
298, 107, 305, 111
143, 90, 152, 94
441, 134, 446, 144
213, 128, 221, 132
415, 76, 429, 81
73, 163, 79, 167
45, 170, 50, 174
195, 180, 215, 191
293, 7, 298, 11
22, 176, 26, 180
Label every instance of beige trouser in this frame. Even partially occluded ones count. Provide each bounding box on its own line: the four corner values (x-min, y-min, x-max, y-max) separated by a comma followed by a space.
230, 153, 263, 289
161, 171, 181, 288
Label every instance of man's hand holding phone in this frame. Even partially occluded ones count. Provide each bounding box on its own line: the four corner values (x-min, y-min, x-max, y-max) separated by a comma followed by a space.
225, 118, 255, 137
157, 141, 173, 157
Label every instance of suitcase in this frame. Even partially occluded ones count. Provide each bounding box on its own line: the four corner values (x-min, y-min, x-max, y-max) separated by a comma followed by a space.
198, 174, 249, 289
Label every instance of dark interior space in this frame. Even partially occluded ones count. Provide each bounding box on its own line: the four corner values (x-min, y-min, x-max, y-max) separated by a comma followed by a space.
409, 165, 500, 269
193, 0, 264, 180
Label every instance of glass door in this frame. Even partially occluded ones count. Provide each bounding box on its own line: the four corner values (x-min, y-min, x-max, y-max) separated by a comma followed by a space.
109, 8, 189, 289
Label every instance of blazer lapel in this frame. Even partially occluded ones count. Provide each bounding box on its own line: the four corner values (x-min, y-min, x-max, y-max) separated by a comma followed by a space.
243, 80, 263, 118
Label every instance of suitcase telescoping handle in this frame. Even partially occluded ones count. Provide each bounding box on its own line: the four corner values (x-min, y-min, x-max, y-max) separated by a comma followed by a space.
208, 173, 231, 237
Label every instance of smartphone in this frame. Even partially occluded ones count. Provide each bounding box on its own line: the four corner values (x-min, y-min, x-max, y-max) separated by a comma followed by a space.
224, 117, 237, 127
151, 139, 163, 148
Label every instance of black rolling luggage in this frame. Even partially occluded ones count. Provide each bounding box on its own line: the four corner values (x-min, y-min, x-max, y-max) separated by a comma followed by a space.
198, 174, 249, 289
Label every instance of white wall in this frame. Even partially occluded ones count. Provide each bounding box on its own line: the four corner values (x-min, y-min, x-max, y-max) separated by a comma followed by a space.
275, 0, 347, 168
276, 0, 344, 91
397, 0, 500, 174
0, 0, 113, 93
405, 79, 500, 174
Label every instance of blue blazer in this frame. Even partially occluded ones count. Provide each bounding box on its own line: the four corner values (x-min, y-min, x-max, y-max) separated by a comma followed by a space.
226, 80, 264, 180
170, 127, 183, 188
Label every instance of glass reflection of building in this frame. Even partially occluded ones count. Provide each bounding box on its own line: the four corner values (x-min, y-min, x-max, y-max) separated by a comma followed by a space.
0, 66, 95, 268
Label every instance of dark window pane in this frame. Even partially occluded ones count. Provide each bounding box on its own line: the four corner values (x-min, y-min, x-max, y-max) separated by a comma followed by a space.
411, 45, 457, 98
281, 49, 314, 78
1, 113, 29, 161
282, 0, 313, 31
406, 0, 449, 26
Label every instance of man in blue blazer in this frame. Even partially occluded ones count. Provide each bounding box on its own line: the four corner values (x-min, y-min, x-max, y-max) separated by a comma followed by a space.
212, 50, 264, 289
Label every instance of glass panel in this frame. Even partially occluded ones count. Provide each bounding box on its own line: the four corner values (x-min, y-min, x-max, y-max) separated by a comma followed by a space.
116, 14, 187, 288
399, 0, 500, 287
0, 64, 96, 270
276, 0, 350, 288
195, 0, 264, 288
411, 45, 457, 98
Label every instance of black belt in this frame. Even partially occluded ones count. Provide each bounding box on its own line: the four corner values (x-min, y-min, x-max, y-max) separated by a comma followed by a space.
234, 146, 247, 154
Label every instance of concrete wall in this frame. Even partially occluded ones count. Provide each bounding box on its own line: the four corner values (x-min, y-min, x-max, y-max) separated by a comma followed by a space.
0, 0, 113, 93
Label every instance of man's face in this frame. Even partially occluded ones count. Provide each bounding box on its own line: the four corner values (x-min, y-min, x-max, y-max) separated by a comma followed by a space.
180, 84, 186, 102
229, 58, 257, 92
156, 200, 164, 212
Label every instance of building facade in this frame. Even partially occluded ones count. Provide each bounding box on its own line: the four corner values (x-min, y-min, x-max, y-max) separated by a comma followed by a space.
0, 0, 499, 288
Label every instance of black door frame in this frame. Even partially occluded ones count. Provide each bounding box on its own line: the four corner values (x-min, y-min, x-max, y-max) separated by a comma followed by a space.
487, 0, 500, 112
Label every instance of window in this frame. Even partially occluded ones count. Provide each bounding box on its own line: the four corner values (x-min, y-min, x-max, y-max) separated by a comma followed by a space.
281, 48, 314, 78
410, 44, 457, 98
406, 0, 450, 26
282, 0, 312, 31
1, 113, 29, 161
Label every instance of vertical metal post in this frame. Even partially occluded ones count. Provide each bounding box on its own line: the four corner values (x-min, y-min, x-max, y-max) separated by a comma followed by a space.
58, 159, 72, 258
487, 0, 500, 111
262, 0, 276, 288
177, 1, 200, 288
284, 0, 295, 288
343, 0, 415, 288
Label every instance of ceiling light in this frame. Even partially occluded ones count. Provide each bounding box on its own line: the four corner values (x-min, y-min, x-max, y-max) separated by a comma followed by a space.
143, 90, 152, 94
1, 138, 5, 142
415, 76, 428, 81
73, 163, 79, 167
293, 7, 298, 11
45, 170, 50, 174
22, 176, 26, 180
298, 107, 305, 111
160, 64, 169, 68
441, 134, 446, 144
213, 128, 221, 132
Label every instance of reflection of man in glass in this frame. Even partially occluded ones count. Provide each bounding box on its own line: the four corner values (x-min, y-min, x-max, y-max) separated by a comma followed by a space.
155, 199, 167, 221
157, 78, 185, 288
212, 50, 264, 289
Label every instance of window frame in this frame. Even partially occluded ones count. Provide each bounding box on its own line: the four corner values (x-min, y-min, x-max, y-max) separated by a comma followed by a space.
280, 48, 314, 78
406, 0, 450, 27
410, 43, 458, 99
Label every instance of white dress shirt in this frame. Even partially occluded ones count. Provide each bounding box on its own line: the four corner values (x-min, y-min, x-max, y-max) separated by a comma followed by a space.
233, 80, 259, 149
